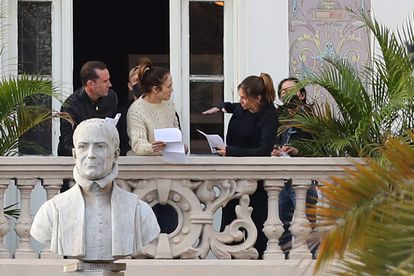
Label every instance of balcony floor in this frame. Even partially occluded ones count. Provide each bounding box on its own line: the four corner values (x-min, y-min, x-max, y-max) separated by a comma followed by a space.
0, 259, 316, 276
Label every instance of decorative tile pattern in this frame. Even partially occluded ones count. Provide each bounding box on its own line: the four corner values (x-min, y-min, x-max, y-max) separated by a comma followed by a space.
288, 0, 371, 101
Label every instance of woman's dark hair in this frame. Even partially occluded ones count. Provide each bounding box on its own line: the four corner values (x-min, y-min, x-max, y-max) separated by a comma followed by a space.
80, 61, 107, 86
136, 57, 170, 94
237, 73, 276, 105
277, 77, 307, 104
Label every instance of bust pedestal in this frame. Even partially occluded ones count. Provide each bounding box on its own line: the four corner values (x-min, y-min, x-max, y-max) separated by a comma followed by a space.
63, 261, 126, 275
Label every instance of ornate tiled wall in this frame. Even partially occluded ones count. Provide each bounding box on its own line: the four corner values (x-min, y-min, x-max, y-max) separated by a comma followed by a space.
288, 0, 371, 101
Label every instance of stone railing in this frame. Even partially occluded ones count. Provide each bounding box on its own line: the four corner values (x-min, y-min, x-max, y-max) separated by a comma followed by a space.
0, 156, 362, 260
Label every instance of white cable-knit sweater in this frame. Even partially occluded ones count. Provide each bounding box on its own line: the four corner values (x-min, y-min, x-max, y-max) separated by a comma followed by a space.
126, 97, 179, 155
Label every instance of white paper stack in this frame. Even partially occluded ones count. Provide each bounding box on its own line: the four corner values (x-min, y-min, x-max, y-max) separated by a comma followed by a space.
154, 128, 188, 163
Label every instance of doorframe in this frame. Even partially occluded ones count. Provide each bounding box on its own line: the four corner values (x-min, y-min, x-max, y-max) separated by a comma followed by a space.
170, 0, 244, 147
51, 0, 74, 156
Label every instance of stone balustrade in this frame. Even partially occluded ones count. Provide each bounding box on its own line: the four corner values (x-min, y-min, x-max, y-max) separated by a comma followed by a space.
0, 156, 362, 260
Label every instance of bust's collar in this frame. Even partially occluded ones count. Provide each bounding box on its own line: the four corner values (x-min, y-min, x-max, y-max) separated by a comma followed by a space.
73, 163, 118, 190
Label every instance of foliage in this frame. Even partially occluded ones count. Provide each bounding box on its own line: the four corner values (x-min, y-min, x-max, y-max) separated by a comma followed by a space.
3, 202, 20, 219
286, 10, 414, 276
314, 133, 414, 275
283, 10, 414, 158
0, 74, 67, 156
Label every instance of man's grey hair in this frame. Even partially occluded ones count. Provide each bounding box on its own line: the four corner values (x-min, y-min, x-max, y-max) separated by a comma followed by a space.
73, 118, 120, 149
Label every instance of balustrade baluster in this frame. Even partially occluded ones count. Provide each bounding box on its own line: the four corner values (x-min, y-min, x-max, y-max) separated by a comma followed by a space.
39, 178, 63, 259
14, 178, 37, 259
263, 179, 285, 260
0, 155, 360, 262
289, 179, 312, 259
0, 178, 11, 258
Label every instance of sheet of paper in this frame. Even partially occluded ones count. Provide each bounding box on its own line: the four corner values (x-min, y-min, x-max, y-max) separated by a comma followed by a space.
105, 113, 121, 126
162, 142, 188, 163
154, 128, 182, 143
154, 128, 188, 163
196, 129, 225, 154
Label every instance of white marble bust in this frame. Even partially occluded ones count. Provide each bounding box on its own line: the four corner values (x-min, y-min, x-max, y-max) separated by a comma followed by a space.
30, 118, 160, 261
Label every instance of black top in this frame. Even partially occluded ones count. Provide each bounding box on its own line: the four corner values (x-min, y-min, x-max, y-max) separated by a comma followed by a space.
221, 102, 279, 156
58, 87, 118, 156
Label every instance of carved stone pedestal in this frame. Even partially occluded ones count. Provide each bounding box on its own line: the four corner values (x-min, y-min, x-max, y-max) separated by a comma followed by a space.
63, 261, 126, 275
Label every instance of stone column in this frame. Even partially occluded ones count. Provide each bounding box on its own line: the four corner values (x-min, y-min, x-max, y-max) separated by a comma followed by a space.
262, 179, 285, 260
289, 178, 312, 259
14, 178, 37, 259
39, 178, 63, 259
0, 178, 11, 258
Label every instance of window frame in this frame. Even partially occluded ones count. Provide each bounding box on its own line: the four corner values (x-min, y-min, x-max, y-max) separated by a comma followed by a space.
170, 0, 239, 151
2, 0, 73, 155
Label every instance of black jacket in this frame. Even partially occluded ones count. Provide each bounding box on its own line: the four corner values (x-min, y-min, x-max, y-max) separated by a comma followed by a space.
222, 102, 279, 156
58, 87, 118, 156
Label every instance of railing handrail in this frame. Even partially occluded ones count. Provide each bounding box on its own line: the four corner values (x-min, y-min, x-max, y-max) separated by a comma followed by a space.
0, 156, 364, 179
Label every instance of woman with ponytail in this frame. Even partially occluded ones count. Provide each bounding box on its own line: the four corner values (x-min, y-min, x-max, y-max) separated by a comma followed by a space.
126, 57, 181, 233
127, 57, 180, 156
203, 73, 279, 156
202, 73, 279, 258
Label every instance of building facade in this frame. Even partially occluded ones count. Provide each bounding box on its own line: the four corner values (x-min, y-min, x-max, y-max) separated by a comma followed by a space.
1, 0, 414, 155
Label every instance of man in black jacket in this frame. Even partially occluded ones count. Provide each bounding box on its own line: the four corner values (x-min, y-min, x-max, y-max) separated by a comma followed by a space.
58, 61, 118, 156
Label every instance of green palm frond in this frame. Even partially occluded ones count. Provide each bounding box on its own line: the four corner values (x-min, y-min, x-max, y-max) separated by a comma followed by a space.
3, 202, 20, 219
314, 133, 414, 275
301, 58, 370, 128
1, 106, 52, 155
0, 75, 54, 117
292, 10, 414, 159
297, 10, 414, 276
0, 75, 62, 155
282, 102, 373, 157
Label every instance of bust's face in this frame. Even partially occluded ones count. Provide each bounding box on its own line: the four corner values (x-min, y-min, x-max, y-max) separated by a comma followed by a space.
73, 127, 117, 180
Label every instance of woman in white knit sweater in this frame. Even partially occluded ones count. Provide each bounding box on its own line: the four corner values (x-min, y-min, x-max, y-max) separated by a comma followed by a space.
127, 57, 179, 155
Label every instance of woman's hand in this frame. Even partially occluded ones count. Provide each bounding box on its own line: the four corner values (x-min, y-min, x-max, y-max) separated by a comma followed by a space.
283, 145, 298, 156
271, 147, 284, 157
202, 107, 221, 115
151, 141, 166, 153
271, 145, 298, 157
214, 146, 226, 156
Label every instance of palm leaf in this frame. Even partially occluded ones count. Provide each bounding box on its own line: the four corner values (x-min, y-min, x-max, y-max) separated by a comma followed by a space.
0, 75, 63, 155
314, 133, 414, 275
3, 202, 20, 219
291, 10, 414, 158
296, 10, 414, 275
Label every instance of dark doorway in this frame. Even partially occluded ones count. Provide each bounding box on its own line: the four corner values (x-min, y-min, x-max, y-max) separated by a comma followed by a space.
72, 0, 170, 106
